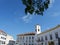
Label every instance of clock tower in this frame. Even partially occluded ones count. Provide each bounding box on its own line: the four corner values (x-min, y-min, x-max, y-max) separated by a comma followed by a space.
35, 24, 41, 34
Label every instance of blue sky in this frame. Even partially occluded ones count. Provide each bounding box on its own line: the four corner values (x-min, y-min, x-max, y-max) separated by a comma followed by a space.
0, 0, 60, 40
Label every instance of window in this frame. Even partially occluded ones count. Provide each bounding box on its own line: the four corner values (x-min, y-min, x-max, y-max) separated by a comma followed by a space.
45, 42, 47, 45
1, 37, 6, 40
2, 33, 7, 36
20, 37, 22, 39
37, 38, 40, 42
29, 44, 31, 45
26, 44, 27, 45
26, 40, 27, 42
32, 40, 34, 42
29, 37, 31, 39
41, 43, 43, 45
32, 37, 34, 39
41, 37, 44, 41
24, 43, 25, 45
32, 37, 34, 42
20, 44, 21, 45
3, 42, 5, 44
56, 43, 58, 45
45, 36, 47, 40
2, 41, 5, 44
29, 40, 31, 42
29, 37, 31, 42
55, 32, 58, 39
32, 44, 33, 45
23, 36, 24, 40
26, 37, 28, 39
50, 34, 53, 40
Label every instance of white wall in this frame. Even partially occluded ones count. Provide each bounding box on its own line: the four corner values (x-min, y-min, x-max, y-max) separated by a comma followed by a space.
17, 35, 35, 45
36, 27, 60, 45
0, 35, 6, 41
6, 34, 14, 45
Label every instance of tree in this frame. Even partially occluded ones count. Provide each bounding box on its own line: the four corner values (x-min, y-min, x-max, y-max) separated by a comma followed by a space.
22, 0, 50, 15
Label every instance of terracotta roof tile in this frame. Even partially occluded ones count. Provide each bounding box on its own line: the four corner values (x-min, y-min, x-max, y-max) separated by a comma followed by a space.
17, 32, 35, 36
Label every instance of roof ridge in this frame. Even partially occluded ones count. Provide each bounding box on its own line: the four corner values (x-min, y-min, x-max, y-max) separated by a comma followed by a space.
38, 24, 60, 35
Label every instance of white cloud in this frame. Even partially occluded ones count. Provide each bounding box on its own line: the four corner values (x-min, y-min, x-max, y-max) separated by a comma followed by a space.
50, 0, 54, 4
22, 14, 33, 23
49, 0, 55, 8
52, 12, 60, 17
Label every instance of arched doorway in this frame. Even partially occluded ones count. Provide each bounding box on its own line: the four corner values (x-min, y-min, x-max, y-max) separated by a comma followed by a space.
48, 41, 54, 45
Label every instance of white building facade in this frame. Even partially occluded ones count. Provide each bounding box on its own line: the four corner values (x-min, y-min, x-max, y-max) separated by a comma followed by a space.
16, 32, 35, 45
16, 24, 60, 45
36, 25, 60, 45
6, 34, 15, 45
0, 30, 7, 45
0, 30, 15, 45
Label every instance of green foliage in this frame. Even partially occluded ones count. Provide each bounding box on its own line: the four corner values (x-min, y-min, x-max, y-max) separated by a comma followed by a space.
22, 0, 50, 15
